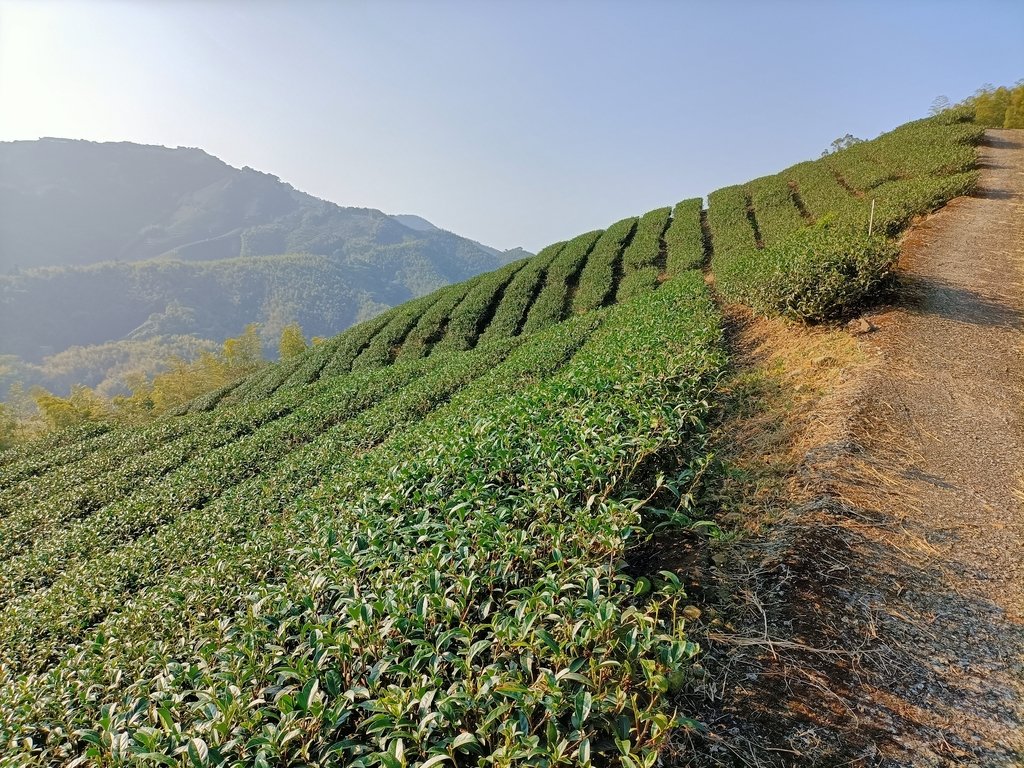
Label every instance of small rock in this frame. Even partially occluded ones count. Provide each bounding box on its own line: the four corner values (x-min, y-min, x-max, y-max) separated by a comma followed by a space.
682, 605, 702, 621
847, 317, 876, 335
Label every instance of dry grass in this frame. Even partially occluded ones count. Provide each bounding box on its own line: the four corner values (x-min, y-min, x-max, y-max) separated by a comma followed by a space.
668, 306, 882, 766
708, 305, 866, 535
677, 303, 1024, 766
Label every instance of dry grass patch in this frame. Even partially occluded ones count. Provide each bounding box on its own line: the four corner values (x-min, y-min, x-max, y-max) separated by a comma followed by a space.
708, 305, 866, 536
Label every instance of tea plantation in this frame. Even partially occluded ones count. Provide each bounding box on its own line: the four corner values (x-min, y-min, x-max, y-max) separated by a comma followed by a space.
0, 109, 983, 766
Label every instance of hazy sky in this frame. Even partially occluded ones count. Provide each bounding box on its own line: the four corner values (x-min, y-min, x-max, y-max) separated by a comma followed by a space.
1, 0, 1022, 252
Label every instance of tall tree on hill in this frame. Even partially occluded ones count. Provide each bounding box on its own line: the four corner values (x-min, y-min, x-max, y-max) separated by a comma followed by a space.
929, 95, 951, 115
222, 324, 264, 372
32, 384, 107, 430
961, 82, 1024, 128
278, 323, 307, 359
1003, 83, 1024, 128
971, 84, 1011, 126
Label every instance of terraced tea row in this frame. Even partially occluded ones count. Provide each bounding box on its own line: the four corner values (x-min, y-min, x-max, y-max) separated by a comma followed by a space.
0, 313, 608, 686
429, 260, 526, 354
615, 206, 671, 302
0, 338, 535, 678
711, 110, 983, 318
0, 274, 723, 766
195, 206, 675, 409
229, 113, 979, 406
520, 230, 602, 334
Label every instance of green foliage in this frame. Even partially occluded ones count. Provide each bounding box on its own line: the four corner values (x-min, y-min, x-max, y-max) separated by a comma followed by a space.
0, 405, 14, 452
664, 198, 705, 275
0, 346, 522, 663
169, 378, 240, 414
747, 175, 806, 248
430, 260, 528, 353
478, 242, 566, 341
222, 354, 307, 407
268, 336, 344, 395
868, 172, 978, 237
394, 278, 481, 360
0, 100, 989, 766
106, 324, 266, 420
823, 116, 981, 191
0, 275, 723, 766
615, 265, 660, 304
4, 335, 264, 440
221, 323, 264, 372
933, 104, 976, 125
3, 335, 219, 403
707, 185, 755, 261
963, 82, 1024, 128
0, 386, 114, 481
616, 207, 671, 302
785, 161, 851, 221
1005, 89, 1024, 130
716, 227, 900, 320
351, 296, 436, 371
821, 133, 864, 156
521, 230, 602, 333
621, 207, 671, 274
711, 112, 982, 321
278, 322, 308, 360
315, 313, 394, 380
31, 385, 109, 431
570, 217, 638, 314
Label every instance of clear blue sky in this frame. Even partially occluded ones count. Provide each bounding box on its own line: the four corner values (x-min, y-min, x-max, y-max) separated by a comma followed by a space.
1, 0, 1021, 252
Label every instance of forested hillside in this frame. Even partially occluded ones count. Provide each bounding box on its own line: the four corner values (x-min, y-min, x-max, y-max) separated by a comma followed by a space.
0, 139, 520, 273
0, 139, 527, 393
0, 107, 984, 766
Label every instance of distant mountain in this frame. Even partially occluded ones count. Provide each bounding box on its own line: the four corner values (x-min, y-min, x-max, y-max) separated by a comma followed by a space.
0, 139, 530, 392
388, 214, 440, 233
0, 139, 530, 273
388, 213, 532, 264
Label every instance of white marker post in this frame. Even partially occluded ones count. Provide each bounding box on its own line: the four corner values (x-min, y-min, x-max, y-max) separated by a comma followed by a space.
868, 198, 876, 237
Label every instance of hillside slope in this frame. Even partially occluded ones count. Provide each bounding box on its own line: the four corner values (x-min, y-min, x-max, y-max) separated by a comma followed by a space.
0, 110, 988, 766
0, 139, 519, 273
0, 139, 526, 384
710, 128, 1024, 766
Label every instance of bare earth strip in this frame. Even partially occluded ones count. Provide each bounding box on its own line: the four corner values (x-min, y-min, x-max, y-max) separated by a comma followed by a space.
850, 127, 1024, 764
891, 129, 1024, 622
688, 130, 1024, 766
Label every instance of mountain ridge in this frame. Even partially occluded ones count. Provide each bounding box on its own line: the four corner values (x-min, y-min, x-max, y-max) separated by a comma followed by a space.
0, 138, 531, 393
0, 137, 527, 271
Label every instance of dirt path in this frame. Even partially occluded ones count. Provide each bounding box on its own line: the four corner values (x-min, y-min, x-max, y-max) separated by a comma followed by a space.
847, 126, 1024, 764
888, 128, 1024, 622
690, 129, 1024, 766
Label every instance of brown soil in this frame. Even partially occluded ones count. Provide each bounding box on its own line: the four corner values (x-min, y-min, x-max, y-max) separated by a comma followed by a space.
679, 129, 1024, 766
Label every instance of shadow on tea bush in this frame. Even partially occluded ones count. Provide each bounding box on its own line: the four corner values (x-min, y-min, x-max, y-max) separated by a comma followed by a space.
718, 227, 900, 321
